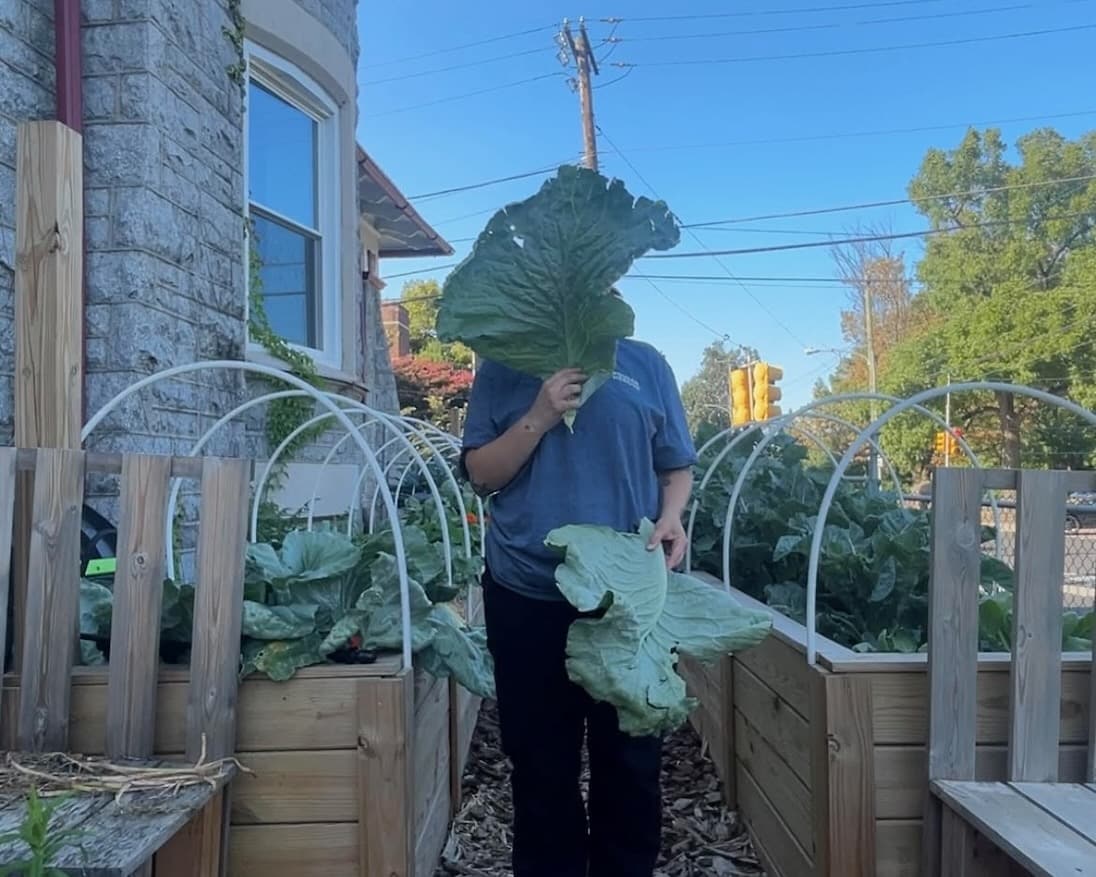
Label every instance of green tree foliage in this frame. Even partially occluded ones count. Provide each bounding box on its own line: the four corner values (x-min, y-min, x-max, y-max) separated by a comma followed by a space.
820, 126, 1096, 477
680, 340, 759, 434
400, 279, 473, 367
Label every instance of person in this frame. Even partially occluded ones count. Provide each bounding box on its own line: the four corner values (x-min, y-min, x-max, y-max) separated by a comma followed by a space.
460, 332, 698, 877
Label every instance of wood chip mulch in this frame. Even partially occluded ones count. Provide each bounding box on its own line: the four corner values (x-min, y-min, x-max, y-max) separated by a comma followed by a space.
436, 701, 765, 876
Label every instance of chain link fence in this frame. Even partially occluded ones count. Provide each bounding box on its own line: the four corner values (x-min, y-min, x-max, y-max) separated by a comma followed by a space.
906, 494, 1096, 611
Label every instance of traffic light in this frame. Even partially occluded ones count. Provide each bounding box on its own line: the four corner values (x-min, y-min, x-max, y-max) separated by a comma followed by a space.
751, 361, 783, 421
946, 427, 963, 458
729, 367, 753, 426
933, 431, 947, 455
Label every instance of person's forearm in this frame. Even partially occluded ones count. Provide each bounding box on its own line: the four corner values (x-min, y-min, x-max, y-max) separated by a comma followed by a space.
464, 413, 551, 496
658, 468, 694, 519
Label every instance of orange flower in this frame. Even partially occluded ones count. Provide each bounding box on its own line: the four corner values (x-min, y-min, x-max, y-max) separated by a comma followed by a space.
466, 513, 479, 525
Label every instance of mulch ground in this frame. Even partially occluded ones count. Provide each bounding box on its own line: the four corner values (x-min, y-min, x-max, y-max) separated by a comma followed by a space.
435, 701, 765, 877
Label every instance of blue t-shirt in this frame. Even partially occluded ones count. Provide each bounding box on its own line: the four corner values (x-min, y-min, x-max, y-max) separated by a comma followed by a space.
461, 340, 698, 601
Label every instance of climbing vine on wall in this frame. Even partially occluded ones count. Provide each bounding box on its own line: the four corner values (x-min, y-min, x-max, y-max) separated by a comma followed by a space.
223, 0, 247, 90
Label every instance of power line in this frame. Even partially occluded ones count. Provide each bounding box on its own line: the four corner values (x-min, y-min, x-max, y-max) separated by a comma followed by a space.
685, 173, 1096, 228
360, 23, 556, 68
371, 72, 564, 117
596, 109, 1096, 156
361, 46, 551, 86
602, 0, 945, 23
648, 212, 1092, 259
408, 162, 574, 200
618, 23, 1096, 68
596, 124, 809, 348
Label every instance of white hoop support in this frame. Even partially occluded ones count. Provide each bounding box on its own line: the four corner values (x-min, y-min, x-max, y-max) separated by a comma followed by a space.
804, 382, 1096, 666
80, 360, 417, 669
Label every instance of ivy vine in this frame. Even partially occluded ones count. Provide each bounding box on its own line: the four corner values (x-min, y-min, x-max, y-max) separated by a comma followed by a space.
223, 0, 247, 90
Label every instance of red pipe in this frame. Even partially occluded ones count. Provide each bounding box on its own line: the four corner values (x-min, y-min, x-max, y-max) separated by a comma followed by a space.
54, 0, 87, 429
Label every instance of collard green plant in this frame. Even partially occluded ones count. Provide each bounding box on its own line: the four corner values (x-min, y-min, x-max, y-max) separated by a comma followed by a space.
690, 429, 1095, 654
436, 164, 681, 427
0, 789, 88, 877
545, 518, 772, 736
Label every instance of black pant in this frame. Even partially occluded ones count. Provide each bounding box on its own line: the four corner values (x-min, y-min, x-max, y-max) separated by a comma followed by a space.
482, 572, 663, 877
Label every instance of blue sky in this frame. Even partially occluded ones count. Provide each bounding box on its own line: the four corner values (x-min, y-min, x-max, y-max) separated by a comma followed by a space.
355, 0, 1094, 408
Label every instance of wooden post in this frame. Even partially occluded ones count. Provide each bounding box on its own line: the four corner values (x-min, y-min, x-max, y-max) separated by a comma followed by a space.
809, 669, 877, 877
12, 120, 84, 670
358, 670, 415, 877
718, 654, 737, 808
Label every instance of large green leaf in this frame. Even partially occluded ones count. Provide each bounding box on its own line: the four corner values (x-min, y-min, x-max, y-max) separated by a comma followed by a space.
359, 553, 436, 652
546, 519, 773, 736
79, 580, 113, 638
416, 604, 496, 699
436, 165, 680, 425
242, 602, 320, 641
241, 635, 325, 681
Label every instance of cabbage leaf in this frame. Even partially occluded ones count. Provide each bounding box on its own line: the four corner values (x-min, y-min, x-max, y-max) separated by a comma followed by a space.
546, 518, 773, 736
436, 165, 680, 426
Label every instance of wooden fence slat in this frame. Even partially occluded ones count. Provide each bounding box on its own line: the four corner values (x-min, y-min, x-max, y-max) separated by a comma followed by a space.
927, 468, 983, 782
106, 454, 172, 761
924, 467, 984, 877
1009, 470, 1066, 783
0, 449, 19, 745
17, 448, 84, 752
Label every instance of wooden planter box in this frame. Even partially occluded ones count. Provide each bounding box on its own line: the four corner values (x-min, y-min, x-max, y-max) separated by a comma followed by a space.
2, 654, 482, 877
679, 579, 1093, 877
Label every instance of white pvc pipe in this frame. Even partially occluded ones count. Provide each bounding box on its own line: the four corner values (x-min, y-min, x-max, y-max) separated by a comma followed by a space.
81, 360, 416, 669
804, 382, 1096, 666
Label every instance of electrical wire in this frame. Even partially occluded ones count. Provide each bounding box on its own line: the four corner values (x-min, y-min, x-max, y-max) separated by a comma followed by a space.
602, 0, 945, 23
596, 109, 1096, 156
684, 173, 1096, 228
408, 161, 575, 200
620, 23, 1096, 68
360, 23, 556, 68
361, 46, 552, 86
649, 212, 1092, 259
596, 124, 810, 348
370, 73, 564, 117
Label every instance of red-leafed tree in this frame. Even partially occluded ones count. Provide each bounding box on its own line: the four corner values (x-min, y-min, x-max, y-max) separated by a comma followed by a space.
392, 356, 473, 426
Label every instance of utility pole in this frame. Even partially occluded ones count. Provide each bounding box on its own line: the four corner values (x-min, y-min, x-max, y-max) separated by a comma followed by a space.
863, 284, 881, 490
560, 17, 600, 171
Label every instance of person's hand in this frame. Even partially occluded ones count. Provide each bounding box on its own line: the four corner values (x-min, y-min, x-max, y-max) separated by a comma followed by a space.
648, 514, 687, 570
524, 368, 587, 432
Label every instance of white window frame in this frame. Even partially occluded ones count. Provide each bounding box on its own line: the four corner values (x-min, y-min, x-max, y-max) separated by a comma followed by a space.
243, 40, 342, 369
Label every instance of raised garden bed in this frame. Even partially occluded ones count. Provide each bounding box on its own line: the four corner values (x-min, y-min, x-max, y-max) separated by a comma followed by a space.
679, 577, 1093, 877
2, 655, 481, 876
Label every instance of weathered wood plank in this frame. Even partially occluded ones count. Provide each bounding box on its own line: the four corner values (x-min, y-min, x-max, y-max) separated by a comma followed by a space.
229, 823, 358, 876
49, 777, 229, 873
0, 449, 19, 744
186, 457, 250, 762
733, 662, 810, 784
734, 709, 811, 854
735, 635, 810, 720
1090, 627, 1096, 783
1010, 782, 1096, 845
875, 819, 921, 877
12, 121, 84, 673
230, 750, 357, 824
1009, 470, 1066, 782
413, 670, 449, 858
874, 744, 1090, 820
735, 759, 813, 877
812, 672, 876, 877
17, 448, 85, 751
932, 780, 1096, 877
358, 670, 414, 877
869, 668, 1091, 745
106, 454, 172, 762
939, 805, 1025, 877
927, 468, 983, 783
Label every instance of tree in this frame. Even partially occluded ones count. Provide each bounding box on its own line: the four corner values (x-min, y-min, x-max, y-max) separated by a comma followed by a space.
680, 341, 760, 434
880, 126, 1096, 468
401, 279, 473, 367
392, 355, 473, 427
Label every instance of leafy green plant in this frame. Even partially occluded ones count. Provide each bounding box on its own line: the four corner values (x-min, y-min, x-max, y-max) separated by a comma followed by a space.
690, 429, 1094, 654
0, 789, 87, 877
436, 165, 680, 428
546, 518, 772, 736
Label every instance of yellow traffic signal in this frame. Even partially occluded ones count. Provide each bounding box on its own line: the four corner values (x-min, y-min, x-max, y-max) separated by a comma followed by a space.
730, 367, 752, 426
933, 431, 947, 455
751, 361, 783, 421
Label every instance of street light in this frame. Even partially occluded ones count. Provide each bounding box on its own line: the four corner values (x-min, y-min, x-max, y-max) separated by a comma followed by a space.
805, 345, 882, 489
